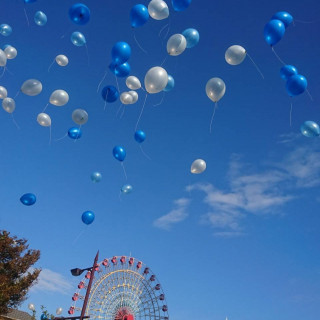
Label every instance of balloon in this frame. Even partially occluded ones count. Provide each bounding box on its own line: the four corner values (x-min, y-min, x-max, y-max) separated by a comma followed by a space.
300, 121, 320, 138
82, 211, 95, 225
206, 78, 226, 102
286, 74, 307, 97
225, 45, 246, 65
280, 65, 298, 81
41, 313, 47, 320
34, 11, 47, 26
20, 193, 36, 206
191, 159, 206, 174
4, 46, 17, 59
182, 28, 199, 48
144, 66, 168, 94
264, 19, 285, 46
171, 0, 191, 11
50, 90, 69, 106
120, 92, 133, 105
37, 113, 51, 127
0, 49, 7, 66
121, 184, 133, 194
102, 85, 119, 102
0, 86, 8, 99
56, 55, 69, 66
21, 79, 42, 96
91, 172, 102, 183
69, 3, 90, 25
24, 0, 37, 3
272, 11, 293, 28
126, 76, 141, 90
167, 34, 187, 56
163, 74, 174, 92
0, 24, 12, 36
113, 146, 126, 162
56, 308, 63, 316
68, 127, 82, 139
71, 32, 86, 46
148, 0, 169, 20
134, 130, 146, 143
2, 97, 15, 113
109, 61, 131, 78
28, 304, 35, 311
130, 4, 149, 27
111, 42, 131, 66
128, 91, 138, 104
72, 109, 88, 125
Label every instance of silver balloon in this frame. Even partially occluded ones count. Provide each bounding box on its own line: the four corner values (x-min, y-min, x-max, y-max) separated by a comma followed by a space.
55, 55, 69, 67
37, 113, 51, 127
4, 46, 17, 59
0, 86, 8, 99
191, 159, 206, 174
21, 79, 43, 96
2, 97, 15, 113
148, 0, 169, 20
72, 108, 88, 125
49, 90, 69, 106
28, 304, 35, 311
144, 66, 168, 94
167, 34, 187, 56
120, 92, 133, 105
0, 49, 7, 67
56, 308, 63, 315
225, 45, 246, 65
126, 76, 141, 90
128, 91, 138, 104
205, 78, 226, 102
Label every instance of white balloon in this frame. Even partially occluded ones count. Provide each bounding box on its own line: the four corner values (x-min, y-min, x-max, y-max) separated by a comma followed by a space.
167, 34, 187, 56
144, 66, 168, 94
191, 159, 206, 174
120, 92, 133, 105
21, 79, 43, 96
56, 307, 63, 315
225, 45, 246, 65
49, 90, 69, 106
0, 86, 8, 99
56, 55, 69, 66
0, 49, 7, 66
205, 78, 226, 103
4, 46, 17, 59
126, 76, 141, 90
148, 0, 169, 20
72, 108, 88, 125
28, 304, 35, 311
128, 91, 138, 104
37, 113, 51, 127
2, 97, 15, 113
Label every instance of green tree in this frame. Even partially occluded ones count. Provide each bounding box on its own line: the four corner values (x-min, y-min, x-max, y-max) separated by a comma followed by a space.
0, 230, 41, 315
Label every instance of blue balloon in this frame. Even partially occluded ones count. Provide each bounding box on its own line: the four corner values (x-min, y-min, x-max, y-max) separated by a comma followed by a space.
82, 211, 95, 225
91, 172, 102, 183
0, 24, 12, 37
134, 130, 146, 143
68, 127, 82, 139
272, 11, 293, 28
69, 3, 90, 25
2, 44, 11, 50
130, 4, 149, 28
113, 146, 126, 162
280, 65, 298, 81
34, 11, 47, 26
71, 31, 86, 46
163, 75, 175, 92
182, 28, 199, 48
40, 314, 47, 320
109, 62, 131, 78
101, 85, 119, 102
172, 0, 192, 11
286, 74, 307, 97
24, 0, 37, 3
301, 121, 320, 138
20, 193, 36, 206
264, 19, 285, 46
111, 42, 131, 66
121, 184, 133, 194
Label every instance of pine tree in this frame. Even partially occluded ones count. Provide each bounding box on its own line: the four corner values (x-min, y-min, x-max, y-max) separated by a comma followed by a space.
0, 230, 41, 315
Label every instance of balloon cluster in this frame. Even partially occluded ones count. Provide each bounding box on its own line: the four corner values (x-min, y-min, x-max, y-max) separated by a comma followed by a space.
280, 65, 307, 97
69, 3, 90, 47
167, 28, 199, 56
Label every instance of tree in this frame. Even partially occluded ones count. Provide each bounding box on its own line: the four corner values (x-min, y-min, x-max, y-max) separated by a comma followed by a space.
0, 230, 41, 315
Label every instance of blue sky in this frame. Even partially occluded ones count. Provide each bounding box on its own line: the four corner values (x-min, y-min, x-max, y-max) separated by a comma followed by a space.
1, 0, 320, 319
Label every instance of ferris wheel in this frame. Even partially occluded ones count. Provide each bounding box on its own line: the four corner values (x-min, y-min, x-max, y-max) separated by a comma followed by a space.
68, 255, 169, 320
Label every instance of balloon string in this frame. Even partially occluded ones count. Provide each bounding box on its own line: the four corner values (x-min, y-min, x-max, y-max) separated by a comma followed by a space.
210, 102, 217, 133
246, 52, 264, 79
271, 47, 286, 65
116, 103, 123, 117
158, 23, 169, 37
42, 103, 49, 112
294, 18, 320, 24
97, 69, 108, 93
139, 145, 151, 160
160, 55, 168, 66
306, 89, 313, 101
103, 101, 107, 110
48, 59, 55, 72
54, 133, 67, 142
49, 125, 52, 145
133, 30, 148, 55
23, 7, 30, 27
85, 44, 90, 67
121, 163, 127, 180
153, 92, 165, 106
135, 93, 148, 130
72, 227, 87, 246
290, 100, 293, 127
118, 190, 122, 202
120, 105, 126, 119
115, 74, 120, 93
0, 67, 6, 79
11, 114, 20, 130
163, 23, 171, 40
14, 90, 20, 99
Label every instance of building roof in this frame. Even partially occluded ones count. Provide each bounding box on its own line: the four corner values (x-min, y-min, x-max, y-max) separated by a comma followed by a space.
0, 309, 33, 320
